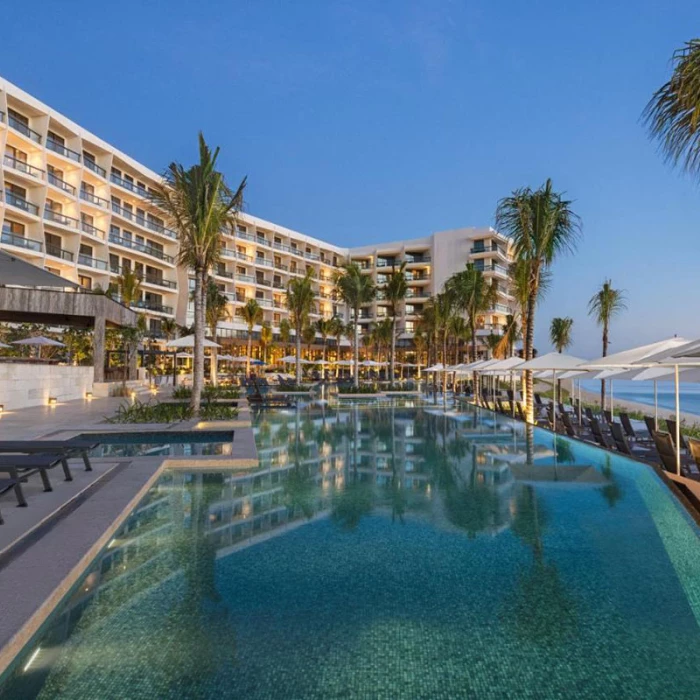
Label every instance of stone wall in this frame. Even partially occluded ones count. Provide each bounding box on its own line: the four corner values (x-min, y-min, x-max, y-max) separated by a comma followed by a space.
0, 363, 94, 410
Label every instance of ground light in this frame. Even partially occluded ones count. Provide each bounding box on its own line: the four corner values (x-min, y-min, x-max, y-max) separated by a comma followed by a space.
85, 391, 92, 400
47, 397, 57, 406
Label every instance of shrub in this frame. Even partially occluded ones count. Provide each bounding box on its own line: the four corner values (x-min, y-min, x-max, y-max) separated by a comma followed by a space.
337, 385, 379, 394
199, 404, 239, 421
106, 400, 192, 424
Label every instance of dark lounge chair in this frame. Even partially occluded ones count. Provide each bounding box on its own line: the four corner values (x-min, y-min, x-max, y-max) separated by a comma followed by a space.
560, 411, 579, 439
590, 418, 613, 450
516, 402, 526, 422
644, 416, 659, 438
652, 431, 693, 478
603, 409, 613, 425
687, 438, 700, 472
619, 413, 652, 444
0, 453, 73, 497
0, 477, 23, 523
610, 422, 652, 458
0, 438, 98, 472
665, 419, 689, 452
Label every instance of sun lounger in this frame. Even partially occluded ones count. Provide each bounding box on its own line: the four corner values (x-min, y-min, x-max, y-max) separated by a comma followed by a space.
0, 453, 73, 496
687, 438, 700, 472
619, 413, 652, 444
0, 438, 98, 472
610, 423, 652, 458
644, 416, 658, 436
590, 418, 613, 450
652, 431, 694, 478
0, 477, 23, 523
665, 419, 689, 452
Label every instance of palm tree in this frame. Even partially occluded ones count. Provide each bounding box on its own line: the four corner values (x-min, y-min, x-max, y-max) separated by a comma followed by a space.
588, 280, 627, 410
260, 321, 273, 364
495, 313, 520, 358
116, 267, 142, 308
241, 299, 263, 377
328, 315, 345, 378
150, 133, 246, 412
430, 292, 455, 401
549, 317, 573, 354
413, 330, 427, 377
279, 318, 292, 355
315, 317, 333, 365
161, 317, 178, 342
643, 40, 700, 179
385, 262, 407, 381
302, 324, 317, 362
445, 263, 498, 364
286, 270, 316, 383
334, 262, 376, 387
495, 179, 581, 423
203, 280, 230, 344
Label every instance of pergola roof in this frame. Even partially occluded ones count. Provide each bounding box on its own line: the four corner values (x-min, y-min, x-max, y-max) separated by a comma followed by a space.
0, 250, 79, 288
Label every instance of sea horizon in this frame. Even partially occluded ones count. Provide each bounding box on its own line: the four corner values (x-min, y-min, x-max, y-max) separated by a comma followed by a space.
580, 380, 700, 417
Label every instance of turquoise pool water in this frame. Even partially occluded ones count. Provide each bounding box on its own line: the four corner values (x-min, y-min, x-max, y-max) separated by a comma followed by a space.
2, 402, 700, 698
81, 430, 234, 457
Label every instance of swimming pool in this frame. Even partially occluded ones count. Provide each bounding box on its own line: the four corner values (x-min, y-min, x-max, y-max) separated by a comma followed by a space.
2, 402, 700, 698
80, 430, 234, 458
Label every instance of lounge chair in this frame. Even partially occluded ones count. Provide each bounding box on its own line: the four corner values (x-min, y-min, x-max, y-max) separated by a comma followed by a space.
652, 431, 693, 478
687, 438, 700, 472
534, 393, 543, 407
610, 423, 652, 458
0, 438, 98, 472
0, 477, 23, 523
0, 453, 73, 496
560, 411, 579, 439
644, 416, 659, 437
584, 406, 596, 425
619, 413, 652, 444
516, 402, 526, 422
665, 419, 689, 452
590, 418, 613, 450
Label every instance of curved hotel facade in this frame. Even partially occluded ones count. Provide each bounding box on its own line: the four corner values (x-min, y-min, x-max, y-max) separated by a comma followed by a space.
0, 76, 514, 358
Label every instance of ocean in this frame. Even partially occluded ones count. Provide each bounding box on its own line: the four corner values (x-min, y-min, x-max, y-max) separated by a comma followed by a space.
579, 380, 700, 417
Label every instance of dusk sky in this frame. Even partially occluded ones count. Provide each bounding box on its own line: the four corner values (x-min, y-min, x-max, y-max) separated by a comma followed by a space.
3, 0, 700, 358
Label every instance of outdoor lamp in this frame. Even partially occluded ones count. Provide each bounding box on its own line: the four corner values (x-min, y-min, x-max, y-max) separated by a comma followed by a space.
85, 391, 93, 400
48, 397, 57, 406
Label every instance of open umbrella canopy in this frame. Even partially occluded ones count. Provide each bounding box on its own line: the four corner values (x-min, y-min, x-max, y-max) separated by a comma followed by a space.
12, 335, 65, 347
580, 336, 691, 369
516, 352, 587, 371
0, 341, 11, 349
480, 357, 524, 374
335, 359, 355, 366
423, 363, 446, 372
217, 354, 235, 361
280, 355, 298, 363
166, 335, 221, 349
360, 360, 386, 367
176, 352, 194, 359
230, 356, 253, 363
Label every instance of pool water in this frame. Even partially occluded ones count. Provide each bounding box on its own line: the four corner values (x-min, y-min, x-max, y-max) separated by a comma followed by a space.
80, 430, 234, 458
2, 403, 700, 699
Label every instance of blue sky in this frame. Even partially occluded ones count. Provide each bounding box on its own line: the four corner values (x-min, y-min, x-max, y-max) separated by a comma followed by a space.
2, 0, 700, 358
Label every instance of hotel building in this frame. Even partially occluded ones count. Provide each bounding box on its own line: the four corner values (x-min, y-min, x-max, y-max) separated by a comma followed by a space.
0, 76, 514, 359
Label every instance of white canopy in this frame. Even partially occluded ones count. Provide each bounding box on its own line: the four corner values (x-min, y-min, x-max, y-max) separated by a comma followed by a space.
176, 352, 193, 359
423, 363, 446, 373
280, 355, 298, 363
581, 336, 691, 369
360, 360, 386, 367
516, 352, 587, 371
480, 357, 524, 374
166, 334, 221, 349
0, 341, 9, 349
12, 336, 65, 347
335, 359, 356, 366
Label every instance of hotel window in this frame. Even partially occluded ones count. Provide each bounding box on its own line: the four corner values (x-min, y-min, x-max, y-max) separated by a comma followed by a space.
2, 220, 25, 236
8, 108, 29, 128
255, 291, 264, 300
274, 256, 282, 267
123, 173, 134, 187
46, 199, 62, 214
137, 181, 147, 192
291, 242, 298, 251
405, 305, 415, 315
290, 262, 297, 273
111, 167, 122, 179
82, 212, 94, 228
6, 183, 27, 199
236, 266, 246, 275
47, 130, 65, 147
45, 266, 61, 277
80, 243, 93, 257
237, 225, 247, 233
273, 313, 281, 325
274, 236, 282, 246
83, 150, 96, 166
109, 254, 119, 272
5, 145, 27, 163
45, 232, 62, 256
122, 259, 131, 272
79, 275, 92, 290
82, 182, 95, 196
236, 245, 246, 255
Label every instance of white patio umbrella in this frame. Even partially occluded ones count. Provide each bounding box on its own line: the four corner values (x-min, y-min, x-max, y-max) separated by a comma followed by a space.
515, 352, 588, 429
481, 357, 525, 416
0, 341, 10, 349
12, 335, 66, 360
176, 352, 194, 359
165, 334, 221, 349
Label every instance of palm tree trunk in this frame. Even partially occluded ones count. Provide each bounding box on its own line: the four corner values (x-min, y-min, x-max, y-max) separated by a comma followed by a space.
295, 331, 302, 384
353, 305, 359, 388
442, 332, 448, 404
390, 317, 396, 385
524, 293, 536, 423
192, 268, 206, 413
601, 324, 608, 411
246, 331, 253, 378
470, 320, 478, 400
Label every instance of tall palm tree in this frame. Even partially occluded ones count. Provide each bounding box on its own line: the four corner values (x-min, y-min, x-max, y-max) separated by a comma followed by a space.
413, 330, 427, 377
495, 179, 581, 422
430, 292, 455, 401
334, 262, 376, 387
302, 324, 317, 361
260, 321, 273, 364
315, 317, 333, 365
241, 299, 263, 377
161, 317, 178, 342
588, 280, 627, 410
278, 318, 292, 355
549, 317, 573, 354
445, 263, 498, 364
643, 40, 700, 179
328, 315, 345, 378
495, 313, 520, 359
203, 280, 230, 344
385, 262, 407, 381
116, 267, 142, 308
286, 270, 316, 383
150, 133, 246, 412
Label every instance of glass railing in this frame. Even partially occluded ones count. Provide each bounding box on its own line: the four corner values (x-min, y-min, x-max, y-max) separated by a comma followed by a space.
470, 247, 487, 254
376, 259, 396, 267
274, 262, 288, 271
143, 275, 177, 289
491, 303, 511, 314
47, 172, 76, 195
84, 159, 107, 178
77, 254, 108, 270
255, 258, 274, 267
111, 202, 136, 221
45, 244, 74, 261
492, 264, 509, 276
3, 155, 44, 179
255, 298, 273, 308
273, 281, 286, 289
144, 218, 176, 239
4, 190, 40, 215
1, 231, 42, 251
236, 274, 256, 284
81, 220, 106, 238
131, 299, 174, 314
47, 139, 81, 162
256, 278, 271, 287
108, 233, 174, 263
405, 255, 431, 263
110, 173, 149, 197
405, 272, 430, 281
44, 209, 80, 229
80, 189, 110, 208
215, 269, 234, 279
8, 115, 42, 143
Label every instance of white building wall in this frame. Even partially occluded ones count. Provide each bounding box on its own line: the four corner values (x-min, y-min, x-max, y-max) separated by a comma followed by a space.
0, 363, 93, 410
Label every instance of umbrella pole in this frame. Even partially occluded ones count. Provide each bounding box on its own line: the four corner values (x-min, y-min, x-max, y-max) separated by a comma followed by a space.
654, 380, 658, 430
675, 365, 681, 475
610, 380, 614, 422
578, 379, 582, 425
511, 371, 515, 417
552, 369, 557, 432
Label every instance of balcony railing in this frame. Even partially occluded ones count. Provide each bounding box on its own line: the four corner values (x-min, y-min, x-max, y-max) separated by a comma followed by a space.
110, 173, 149, 198
108, 233, 174, 263
491, 303, 511, 314
236, 274, 256, 284
255, 298, 272, 308
376, 259, 397, 268
47, 138, 81, 162
45, 244, 74, 261
111, 202, 176, 239
131, 299, 174, 314
81, 220, 106, 238
84, 159, 107, 178
274, 262, 288, 271
273, 281, 286, 289
143, 275, 177, 289
45, 208, 80, 229
3, 155, 44, 179
405, 272, 430, 282
215, 269, 234, 279
4, 191, 40, 216
78, 254, 109, 270
8, 115, 42, 143
406, 255, 431, 264
80, 189, 110, 208
47, 172, 76, 195
1, 231, 42, 251
256, 278, 271, 287
405, 289, 429, 299
255, 257, 274, 268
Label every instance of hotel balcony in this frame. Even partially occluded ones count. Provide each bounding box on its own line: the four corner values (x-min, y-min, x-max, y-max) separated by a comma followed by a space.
45, 243, 74, 262
47, 171, 77, 196
84, 158, 107, 179
107, 232, 175, 265
236, 273, 256, 284
110, 172, 149, 198
81, 219, 106, 240
405, 254, 431, 265
130, 299, 174, 315
3, 155, 44, 182
77, 253, 109, 271
110, 202, 177, 240
1, 230, 43, 254
46, 137, 81, 163
80, 189, 110, 210
7, 114, 42, 143
109, 266, 177, 290
214, 268, 234, 280
44, 208, 80, 231
4, 190, 40, 217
